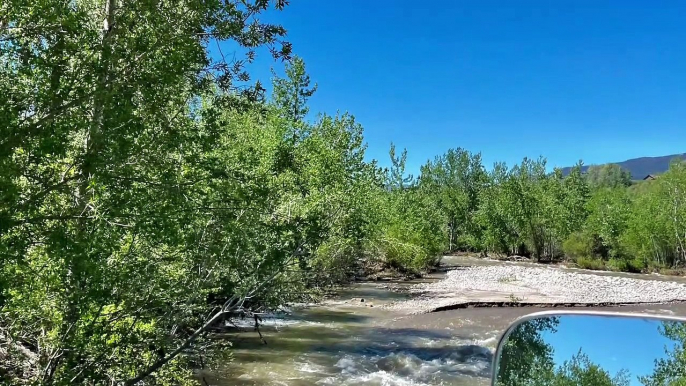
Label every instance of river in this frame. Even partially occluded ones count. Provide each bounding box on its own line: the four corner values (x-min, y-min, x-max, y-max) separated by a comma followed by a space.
197, 256, 686, 386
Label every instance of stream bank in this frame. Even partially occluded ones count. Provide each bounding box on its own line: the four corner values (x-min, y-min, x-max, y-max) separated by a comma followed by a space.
199, 256, 686, 386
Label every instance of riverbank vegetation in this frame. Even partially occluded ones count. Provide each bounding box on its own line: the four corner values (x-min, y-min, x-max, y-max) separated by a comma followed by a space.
3, 1, 686, 384
0, 1, 442, 383
420, 153, 686, 274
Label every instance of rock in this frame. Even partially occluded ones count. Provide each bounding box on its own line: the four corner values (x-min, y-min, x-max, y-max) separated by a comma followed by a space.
386, 265, 686, 314
360, 298, 364, 303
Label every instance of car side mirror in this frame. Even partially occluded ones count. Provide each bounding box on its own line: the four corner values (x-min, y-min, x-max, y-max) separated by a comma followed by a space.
492, 311, 686, 386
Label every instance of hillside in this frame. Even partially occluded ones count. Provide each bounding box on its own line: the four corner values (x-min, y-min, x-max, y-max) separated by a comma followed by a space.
561, 153, 686, 179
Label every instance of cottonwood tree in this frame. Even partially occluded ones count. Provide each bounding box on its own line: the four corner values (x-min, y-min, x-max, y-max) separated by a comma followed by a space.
419, 148, 487, 251
1, 0, 294, 384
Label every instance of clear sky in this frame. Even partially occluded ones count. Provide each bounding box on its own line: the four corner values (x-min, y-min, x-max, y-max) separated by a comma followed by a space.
223, 0, 686, 175
542, 316, 677, 385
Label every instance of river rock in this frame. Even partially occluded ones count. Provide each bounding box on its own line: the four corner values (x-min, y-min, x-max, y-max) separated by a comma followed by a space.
386, 265, 686, 314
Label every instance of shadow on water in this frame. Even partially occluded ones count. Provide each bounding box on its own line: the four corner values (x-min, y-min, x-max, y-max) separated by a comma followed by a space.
214, 310, 494, 385
199, 259, 686, 385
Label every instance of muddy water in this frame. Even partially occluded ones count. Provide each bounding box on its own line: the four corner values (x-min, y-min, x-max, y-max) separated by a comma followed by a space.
199, 257, 686, 386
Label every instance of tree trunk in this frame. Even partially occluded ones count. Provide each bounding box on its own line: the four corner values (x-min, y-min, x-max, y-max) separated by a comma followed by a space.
83, 0, 117, 196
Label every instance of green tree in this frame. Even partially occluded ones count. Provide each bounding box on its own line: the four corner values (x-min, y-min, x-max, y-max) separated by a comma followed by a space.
419, 148, 487, 251
585, 187, 631, 259
496, 316, 560, 386
553, 351, 631, 386
271, 55, 317, 123
506, 157, 552, 260
586, 164, 633, 189
478, 162, 520, 255
1, 1, 294, 384
622, 160, 686, 268
640, 321, 686, 386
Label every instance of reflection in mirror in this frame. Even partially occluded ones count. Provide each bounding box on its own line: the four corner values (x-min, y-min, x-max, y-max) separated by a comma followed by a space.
493, 313, 686, 386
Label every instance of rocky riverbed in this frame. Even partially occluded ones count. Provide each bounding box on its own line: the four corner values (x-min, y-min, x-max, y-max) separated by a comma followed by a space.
386, 265, 686, 314
206, 259, 686, 386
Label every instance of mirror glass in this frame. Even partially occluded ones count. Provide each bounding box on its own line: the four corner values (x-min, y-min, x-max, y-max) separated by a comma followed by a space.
493, 313, 686, 386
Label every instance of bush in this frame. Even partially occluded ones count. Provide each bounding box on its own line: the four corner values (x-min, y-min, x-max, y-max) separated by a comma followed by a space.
380, 235, 438, 271
563, 232, 592, 260
575, 256, 605, 270
606, 259, 628, 272
627, 257, 646, 273
606, 258, 646, 273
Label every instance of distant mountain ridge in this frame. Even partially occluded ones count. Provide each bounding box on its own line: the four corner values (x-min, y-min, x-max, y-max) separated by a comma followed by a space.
560, 153, 686, 180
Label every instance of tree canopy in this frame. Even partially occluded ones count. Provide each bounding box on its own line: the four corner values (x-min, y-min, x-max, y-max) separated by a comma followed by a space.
3, 1, 686, 384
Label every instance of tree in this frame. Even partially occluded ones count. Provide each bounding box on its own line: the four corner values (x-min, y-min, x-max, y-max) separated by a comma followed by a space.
622, 160, 686, 268
387, 143, 414, 190
496, 316, 559, 386
478, 162, 519, 255
369, 145, 446, 270
1, 0, 294, 384
561, 162, 591, 236
496, 318, 630, 386
640, 321, 686, 386
506, 157, 552, 260
586, 164, 633, 189
585, 187, 631, 259
553, 351, 630, 386
271, 55, 317, 124
419, 148, 487, 251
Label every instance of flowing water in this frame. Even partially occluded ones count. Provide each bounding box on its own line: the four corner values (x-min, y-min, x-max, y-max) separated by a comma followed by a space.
199, 257, 686, 386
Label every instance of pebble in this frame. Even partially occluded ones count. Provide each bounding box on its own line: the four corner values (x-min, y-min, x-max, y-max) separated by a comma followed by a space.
387, 266, 686, 313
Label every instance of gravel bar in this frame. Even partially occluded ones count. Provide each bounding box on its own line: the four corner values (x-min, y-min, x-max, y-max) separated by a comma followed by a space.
387, 265, 686, 314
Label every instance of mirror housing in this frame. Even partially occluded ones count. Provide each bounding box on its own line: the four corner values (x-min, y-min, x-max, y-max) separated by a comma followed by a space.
492, 311, 686, 386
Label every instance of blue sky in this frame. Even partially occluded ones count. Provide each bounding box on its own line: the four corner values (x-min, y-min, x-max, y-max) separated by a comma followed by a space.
219, 0, 686, 175
542, 316, 676, 385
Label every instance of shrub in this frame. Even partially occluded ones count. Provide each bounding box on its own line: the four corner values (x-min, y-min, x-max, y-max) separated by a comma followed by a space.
563, 232, 592, 260
606, 259, 628, 272
606, 258, 646, 273
627, 257, 646, 273
575, 256, 605, 270
381, 237, 432, 271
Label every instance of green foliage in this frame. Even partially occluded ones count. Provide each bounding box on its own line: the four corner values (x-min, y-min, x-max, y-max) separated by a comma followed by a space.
377, 145, 446, 270
552, 351, 630, 386
586, 164, 633, 189
641, 321, 686, 386
622, 160, 686, 268
563, 232, 593, 260
606, 258, 645, 273
496, 316, 559, 386
1, 0, 297, 384
585, 187, 631, 259
419, 148, 487, 252
3, 1, 686, 383
0, 5, 448, 381
473, 160, 589, 261
419, 149, 686, 273
496, 318, 629, 386
575, 256, 606, 271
